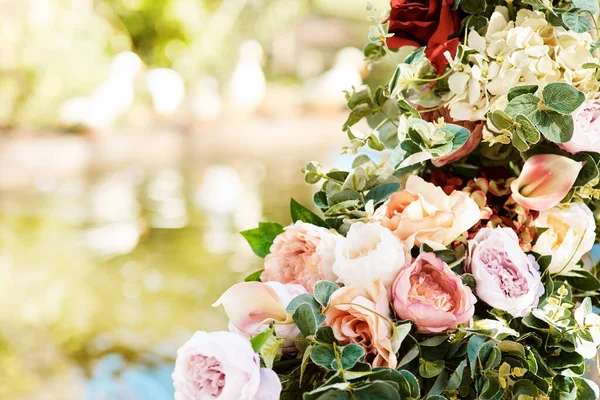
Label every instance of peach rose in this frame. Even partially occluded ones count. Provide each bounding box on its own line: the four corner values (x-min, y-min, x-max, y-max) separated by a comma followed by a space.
392, 253, 476, 333
376, 175, 480, 247
324, 280, 397, 368
261, 221, 339, 293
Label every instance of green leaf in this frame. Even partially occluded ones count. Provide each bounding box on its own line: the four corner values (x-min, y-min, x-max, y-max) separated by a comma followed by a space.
313, 281, 339, 307
328, 190, 361, 206
244, 269, 264, 282
550, 375, 577, 400
260, 335, 281, 368
420, 360, 445, 378
573, 377, 600, 400
316, 326, 337, 345
488, 110, 514, 130
240, 222, 284, 258
343, 103, 372, 131
300, 344, 314, 383
505, 94, 539, 118
574, 152, 599, 186
314, 191, 328, 209
420, 335, 449, 346
446, 359, 468, 390
546, 351, 584, 370
562, 8, 594, 33
290, 198, 329, 228
326, 171, 350, 183
293, 303, 319, 337
512, 379, 540, 398
478, 342, 501, 370
287, 293, 321, 313
365, 182, 401, 205
250, 327, 275, 352
324, 200, 361, 217
542, 83, 585, 114
461, 273, 477, 291
460, 0, 486, 14
515, 115, 541, 144
467, 335, 486, 378
530, 109, 574, 143
310, 345, 336, 369
397, 370, 420, 398
391, 322, 412, 353
565, 269, 600, 290
404, 47, 425, 64
354, 381, 401, 400
480, 376, 502, 400
512, 128, 530, 152
428, 369, 449, 396
397, 344, 420, 368
574, 0, 598, 13
508, 85, 539, 101
339, 344, 365, 370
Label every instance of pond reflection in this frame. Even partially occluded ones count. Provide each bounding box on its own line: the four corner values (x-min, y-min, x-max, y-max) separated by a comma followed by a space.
0, 154, 326, 399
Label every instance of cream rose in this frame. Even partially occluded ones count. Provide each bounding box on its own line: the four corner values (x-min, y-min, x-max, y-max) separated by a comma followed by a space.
324, 280, 397, 368
261, 221, 339, 293
172, 331, 281, 400
331, 222, 411, 290
376, 175, 480, 247
532, 202, 596, 275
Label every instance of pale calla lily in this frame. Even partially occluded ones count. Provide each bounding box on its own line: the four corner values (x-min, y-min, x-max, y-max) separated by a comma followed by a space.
510, 154, 582, 211
213, 282, 292, 335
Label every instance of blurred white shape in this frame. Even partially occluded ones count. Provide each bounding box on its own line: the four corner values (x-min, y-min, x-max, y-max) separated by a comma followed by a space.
191, 76, 223, 121
228, 40, 266, 114
195, 165, 243, 214
146, 68, 186, 117
147, 169, 188, 229
304, 47, 364, 109
85, 222, 140, 257
90, 171, 140, 223
59, 51, 143, 130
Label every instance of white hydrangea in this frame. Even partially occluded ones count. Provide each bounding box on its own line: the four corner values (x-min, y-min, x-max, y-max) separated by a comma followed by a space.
446, 6, 599, 122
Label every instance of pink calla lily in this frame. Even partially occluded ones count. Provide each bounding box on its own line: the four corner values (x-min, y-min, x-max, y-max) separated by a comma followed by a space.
213, 282, 292, 335
510, 154, 582, 211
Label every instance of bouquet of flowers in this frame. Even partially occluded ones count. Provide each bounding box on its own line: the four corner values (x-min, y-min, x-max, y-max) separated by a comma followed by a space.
172, 0, 600, 398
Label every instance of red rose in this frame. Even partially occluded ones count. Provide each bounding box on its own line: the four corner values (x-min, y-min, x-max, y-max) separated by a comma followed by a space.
386, 0, 461, 73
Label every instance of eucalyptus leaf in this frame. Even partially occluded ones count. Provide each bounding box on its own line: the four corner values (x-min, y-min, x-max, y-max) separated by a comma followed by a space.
542, 82, 585, 115
313, 281, 339, 307
562, 8, 594, 34
530, 109, 574, 143
508, 85, 539, 101
515, 114, 541, 144
505, 94, 539, 118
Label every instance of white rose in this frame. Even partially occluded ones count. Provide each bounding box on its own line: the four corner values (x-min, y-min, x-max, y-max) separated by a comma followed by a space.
532, 202, 596, 275
332, 222, 411, 290
172, 331, 281, 400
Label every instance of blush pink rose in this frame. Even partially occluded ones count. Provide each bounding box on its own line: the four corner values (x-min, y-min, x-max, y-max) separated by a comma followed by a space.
392, 252, 476, 333
172, 331, 281, 400
466, 227, 543, 317
559, 98, 600, 154
325, 280, 397, 368
261, 221, 338, 293
375, 175, 480, 248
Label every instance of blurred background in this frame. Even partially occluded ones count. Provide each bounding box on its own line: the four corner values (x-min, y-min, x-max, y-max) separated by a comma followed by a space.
0, 0, 395, 398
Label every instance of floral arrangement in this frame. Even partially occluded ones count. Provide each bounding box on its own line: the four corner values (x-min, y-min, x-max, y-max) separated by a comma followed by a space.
172, 0, 600, 398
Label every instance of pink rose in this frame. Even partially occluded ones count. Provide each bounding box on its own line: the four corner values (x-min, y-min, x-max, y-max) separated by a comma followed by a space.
325, 280, 398, 368
559, 98, 600, 154
213, 281, 307, 353
261, 221, 338, 293
392, 253, 476, 333
510, 154, 582, 212
172, 331, 281, 400
466, 227, 543, 317
376, 175, 480, 247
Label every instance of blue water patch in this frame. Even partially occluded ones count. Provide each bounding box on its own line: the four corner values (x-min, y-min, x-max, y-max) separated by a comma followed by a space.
86, 355, 174, 400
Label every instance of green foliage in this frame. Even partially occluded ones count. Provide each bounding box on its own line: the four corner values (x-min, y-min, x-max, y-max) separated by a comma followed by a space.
290, 199, 329, 229
240, 222, 284, 258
